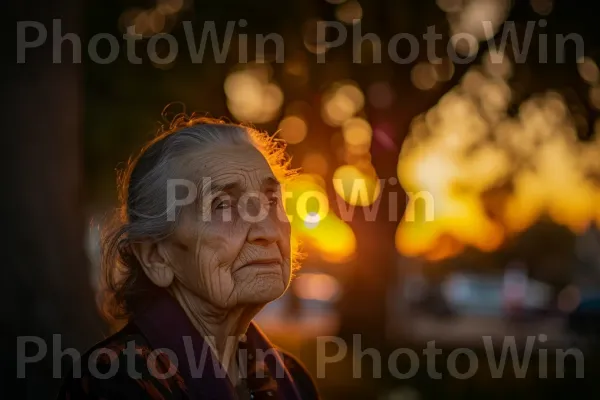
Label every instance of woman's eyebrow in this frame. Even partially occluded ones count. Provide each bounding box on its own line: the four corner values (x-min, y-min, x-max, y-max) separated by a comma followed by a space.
194, 181, 240, 210
201, 176, 279, 198
262, 176, 280, 190
205, 182, 241, 197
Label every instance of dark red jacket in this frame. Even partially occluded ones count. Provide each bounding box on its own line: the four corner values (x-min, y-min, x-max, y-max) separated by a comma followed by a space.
58, 291, 319, 400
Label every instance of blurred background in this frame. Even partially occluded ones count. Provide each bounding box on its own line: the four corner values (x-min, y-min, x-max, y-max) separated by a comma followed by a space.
7, 0, 600, 398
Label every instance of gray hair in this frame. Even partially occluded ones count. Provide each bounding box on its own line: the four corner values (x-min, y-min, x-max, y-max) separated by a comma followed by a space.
100, 115, 295, 321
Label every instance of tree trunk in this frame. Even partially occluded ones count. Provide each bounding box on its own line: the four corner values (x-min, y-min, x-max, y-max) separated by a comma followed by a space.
3, 1, 104, 398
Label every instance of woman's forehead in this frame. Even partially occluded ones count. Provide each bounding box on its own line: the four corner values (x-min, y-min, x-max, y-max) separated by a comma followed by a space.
202, 175, 280, 200
184, 144, 278, 190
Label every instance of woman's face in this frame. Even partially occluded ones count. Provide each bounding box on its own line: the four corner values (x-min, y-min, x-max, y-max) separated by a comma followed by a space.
164, 143, 292, 309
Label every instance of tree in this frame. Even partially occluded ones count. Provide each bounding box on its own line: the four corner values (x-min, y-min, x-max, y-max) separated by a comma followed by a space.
4, 1, 104, 397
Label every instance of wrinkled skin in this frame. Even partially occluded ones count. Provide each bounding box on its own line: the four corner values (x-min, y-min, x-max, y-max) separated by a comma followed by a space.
132, 142, 293, 383
165, 143, 292, 309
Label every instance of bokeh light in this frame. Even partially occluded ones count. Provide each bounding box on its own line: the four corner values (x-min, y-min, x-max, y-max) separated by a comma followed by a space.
225, 64, 284, 123
342, 117, 373, 147
448, 0, 511, 42
433, 58, 456, 82
321, 81, 365, 126
589, 86, 600, 110
286, 175, 357, 262
397, 55, 600, 260
530, 0, 553, 16
333, 164, 381, 206
411, 63, 438, 91
303, 19, 328, 55
293, 273, 342, 301
278, 115, 308, 144
483, 50, 513, 79
304, 211, 321, 229
118, 0, 190, 35
335, 0, 363, 24
577, 56, 600, 85
436, 0, 463, 13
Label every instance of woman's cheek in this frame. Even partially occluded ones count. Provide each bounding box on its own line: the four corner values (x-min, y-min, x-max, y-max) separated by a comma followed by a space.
278, 219, 292, 258
206, 223, 246, 270
275, 200, 290, 228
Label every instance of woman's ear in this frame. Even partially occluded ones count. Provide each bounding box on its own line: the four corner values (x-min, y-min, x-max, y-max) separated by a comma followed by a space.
131, 240, 174, 287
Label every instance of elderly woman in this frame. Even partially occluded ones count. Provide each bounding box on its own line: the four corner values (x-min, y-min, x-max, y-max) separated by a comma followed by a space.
58, 117, 319, 399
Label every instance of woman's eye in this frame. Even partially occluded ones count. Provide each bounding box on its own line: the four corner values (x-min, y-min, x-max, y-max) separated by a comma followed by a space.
215, 199, 233, 209
267, 190, 282, 207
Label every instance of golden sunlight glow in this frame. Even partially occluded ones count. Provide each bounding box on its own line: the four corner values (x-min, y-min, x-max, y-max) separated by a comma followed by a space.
311, 217, 357, 263
304, 211, 321, 229
333, 165, 381, 206
396, 57, 600, 260
285, 175, 356, 263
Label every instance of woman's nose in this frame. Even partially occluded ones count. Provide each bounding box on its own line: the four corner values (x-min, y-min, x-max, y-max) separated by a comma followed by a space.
245, 200, 281, 246
247, 220, 280, 246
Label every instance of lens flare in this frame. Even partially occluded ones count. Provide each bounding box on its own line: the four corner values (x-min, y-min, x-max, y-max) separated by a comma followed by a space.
286, 175, 357, 263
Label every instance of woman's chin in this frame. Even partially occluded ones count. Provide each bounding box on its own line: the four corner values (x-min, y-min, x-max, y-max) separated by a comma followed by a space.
239, 274, 287, 304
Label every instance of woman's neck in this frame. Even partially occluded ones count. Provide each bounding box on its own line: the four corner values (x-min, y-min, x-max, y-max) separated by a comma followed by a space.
168, 284, 262, 385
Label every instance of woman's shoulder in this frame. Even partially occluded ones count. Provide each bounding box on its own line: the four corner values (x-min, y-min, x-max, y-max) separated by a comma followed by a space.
277, 348, 320, 400
57, 323, 187, 399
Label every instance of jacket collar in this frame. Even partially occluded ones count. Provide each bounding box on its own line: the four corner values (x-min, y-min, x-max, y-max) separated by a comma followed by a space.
133, 289, 301, 400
